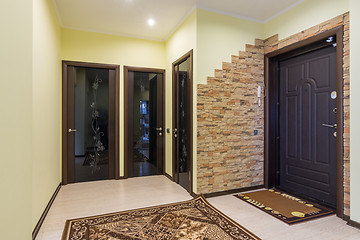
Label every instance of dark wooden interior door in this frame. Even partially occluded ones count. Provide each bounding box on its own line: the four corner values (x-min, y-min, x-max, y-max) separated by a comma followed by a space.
278, 45, 337, 207
64, 64, 116, 184
149, 74, 164, 174
126, 70, 135, 177
173, 52, 193, 193
66, 66, 76, 183
149, 75, 157, 169
125, 68, 164, 178
155, 73, 164, 173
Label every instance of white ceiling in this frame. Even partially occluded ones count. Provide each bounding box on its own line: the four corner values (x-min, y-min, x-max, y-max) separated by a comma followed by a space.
52, 0, 304, 41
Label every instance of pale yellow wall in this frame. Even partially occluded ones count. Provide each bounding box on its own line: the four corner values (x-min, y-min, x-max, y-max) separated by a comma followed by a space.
350, 0, 360, 222
61, 29, 166, 176
165, 10, 197, 191
197, 9, 263, 84
3, 1, 359, 237
264, 0, 350, 39
32, 0, 62, 229
0, 0, 33, 239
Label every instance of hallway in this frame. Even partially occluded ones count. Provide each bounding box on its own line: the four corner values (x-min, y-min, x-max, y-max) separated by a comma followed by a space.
36, 176, 360, 240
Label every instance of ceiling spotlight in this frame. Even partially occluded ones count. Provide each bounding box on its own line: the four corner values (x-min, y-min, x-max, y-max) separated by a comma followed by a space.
147, 18, 155, 27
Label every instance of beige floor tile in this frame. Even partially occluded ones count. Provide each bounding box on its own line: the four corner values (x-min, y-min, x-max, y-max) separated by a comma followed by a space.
35, 176, 360, 240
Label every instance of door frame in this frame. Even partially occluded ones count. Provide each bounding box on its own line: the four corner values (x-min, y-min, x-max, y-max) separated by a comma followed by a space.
172, 50, 194, 194
62, 60, 120, 184
124, 66, 166, 179
264, 26, 344, 217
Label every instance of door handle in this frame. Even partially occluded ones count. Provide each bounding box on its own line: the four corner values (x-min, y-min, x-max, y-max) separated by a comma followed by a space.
173, 128, 177, 138
155, 127, 162, 136
68, 128, 77, 133
322, 123, 337, 129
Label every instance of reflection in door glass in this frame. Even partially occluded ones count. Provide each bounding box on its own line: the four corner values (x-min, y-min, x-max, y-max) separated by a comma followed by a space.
74, 67, 109, 182
178, 57, 190, 190
132, 72, 159, 177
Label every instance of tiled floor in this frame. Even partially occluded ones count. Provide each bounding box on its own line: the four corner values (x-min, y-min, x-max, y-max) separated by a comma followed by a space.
36, 175, 360, 240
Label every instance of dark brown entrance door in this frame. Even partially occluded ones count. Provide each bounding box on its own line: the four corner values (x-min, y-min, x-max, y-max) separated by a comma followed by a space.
278, 45, 337, 207
124, 67, 165, 178
172, 50, 193, 193
62, 61, 119, 184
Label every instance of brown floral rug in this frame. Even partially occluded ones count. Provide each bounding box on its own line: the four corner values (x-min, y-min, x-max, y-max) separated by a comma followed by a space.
234, 189, 334, 225
62, 195, 260, 240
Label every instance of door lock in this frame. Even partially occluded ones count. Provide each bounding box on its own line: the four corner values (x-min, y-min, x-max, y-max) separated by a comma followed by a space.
173, 128, 178, 138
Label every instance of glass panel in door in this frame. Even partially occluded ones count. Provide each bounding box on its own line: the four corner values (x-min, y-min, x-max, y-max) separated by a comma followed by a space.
74, 67, 109, 182
132, 72, 162, 177
177, 57, 190, 191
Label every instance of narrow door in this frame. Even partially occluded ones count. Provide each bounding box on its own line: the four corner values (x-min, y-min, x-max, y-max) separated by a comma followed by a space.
125, 68, 164, 178
149, 74, 164, 174
173, 51, 193, 193
64, 64, 117, 183
278, 45, 337, 207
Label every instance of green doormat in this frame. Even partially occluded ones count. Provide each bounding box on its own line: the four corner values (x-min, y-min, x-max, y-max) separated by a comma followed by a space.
235, 189, 334, 225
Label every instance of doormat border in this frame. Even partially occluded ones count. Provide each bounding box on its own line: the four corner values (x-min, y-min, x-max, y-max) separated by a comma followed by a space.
234, 189, 335, 225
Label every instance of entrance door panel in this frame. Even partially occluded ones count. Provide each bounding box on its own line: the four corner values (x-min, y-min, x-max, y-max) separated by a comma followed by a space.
279, 46, 337, 207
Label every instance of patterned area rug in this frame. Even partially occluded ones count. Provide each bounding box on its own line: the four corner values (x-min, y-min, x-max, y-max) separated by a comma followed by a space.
234, 189, 334, 225
62, 195, 260, 240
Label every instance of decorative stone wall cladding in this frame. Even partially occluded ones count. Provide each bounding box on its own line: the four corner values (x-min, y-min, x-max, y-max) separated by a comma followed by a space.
263, 12, 350, 216
197, 40, 265, 193
196, 12, 350, 216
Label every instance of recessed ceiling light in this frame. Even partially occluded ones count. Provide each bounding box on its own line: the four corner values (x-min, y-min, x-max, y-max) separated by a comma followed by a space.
147, 18, 155, 27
